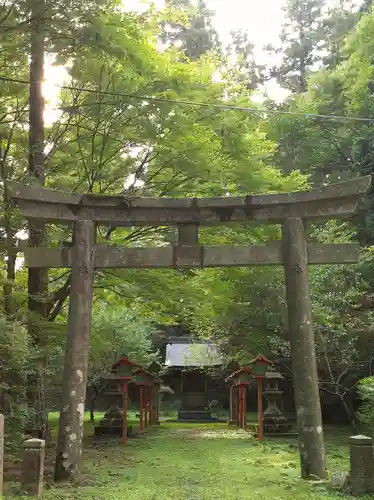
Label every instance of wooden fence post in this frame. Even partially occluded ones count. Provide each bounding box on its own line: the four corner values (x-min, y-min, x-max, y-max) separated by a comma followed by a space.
122, 383, 128, 445
144, 388, 148, 429
243, 385, 247, 431
282, 218, 326, 479
235, 387, 239, 427
228, 385, 235, 425
156, 386, 161, 423
139, 386, 144, 433
151, 386, 160, 425
21, 439, 45, 496
257, 379, 263, 441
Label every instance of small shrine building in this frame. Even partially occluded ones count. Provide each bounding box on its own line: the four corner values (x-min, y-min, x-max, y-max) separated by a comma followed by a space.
163, 336, 225, 421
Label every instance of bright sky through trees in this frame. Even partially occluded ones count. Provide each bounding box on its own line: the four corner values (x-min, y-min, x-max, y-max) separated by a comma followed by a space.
43, 0, 288, 114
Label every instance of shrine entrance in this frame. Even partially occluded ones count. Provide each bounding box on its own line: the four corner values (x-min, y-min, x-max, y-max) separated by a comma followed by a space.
164, 336, 224, 422
7, 176, 370, 481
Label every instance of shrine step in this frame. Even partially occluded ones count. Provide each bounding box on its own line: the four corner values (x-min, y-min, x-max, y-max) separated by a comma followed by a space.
177, 409, 217, 422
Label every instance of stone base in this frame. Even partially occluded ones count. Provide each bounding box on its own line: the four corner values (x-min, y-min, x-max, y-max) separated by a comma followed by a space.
264, 426, 293, 433
24, 427, 50, 441
264, 425, 293, 433
178, 409, 217, 422
94, 424, 133, 437
247, 422, 297, 438
167, 419, 225, 424
263, 416, 293, 435
263, 431, 298, 438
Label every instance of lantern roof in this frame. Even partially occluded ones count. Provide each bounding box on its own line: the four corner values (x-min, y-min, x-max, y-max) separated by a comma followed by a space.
132, 367, 158, 386
265, 371, 283, 380
133, 367, 154, 379
225, 360, 240, 372
112, 357, 143, 370
225, 367, 252, 382
248, 354, 273, 366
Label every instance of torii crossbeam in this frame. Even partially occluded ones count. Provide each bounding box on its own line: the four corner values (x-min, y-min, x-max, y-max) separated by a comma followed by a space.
7, 175, 370, 225
6, 175, 371, 481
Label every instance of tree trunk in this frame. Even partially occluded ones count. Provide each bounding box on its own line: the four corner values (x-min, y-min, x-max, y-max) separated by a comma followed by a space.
299, 27, 307, 93
4, 238, 16, 318
28, 0, 48, 432
28, 0, 47, 310
90, 401, 94, 423
0, 140, 16, 318
1, 176, 16, 319
282, 218, 327, 480
90, 387, 98, 423
54, 221, 95, 482
340, 394, 358, 434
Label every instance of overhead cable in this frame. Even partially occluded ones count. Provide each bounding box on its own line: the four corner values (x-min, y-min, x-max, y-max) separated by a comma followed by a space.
1, 74, 374, 124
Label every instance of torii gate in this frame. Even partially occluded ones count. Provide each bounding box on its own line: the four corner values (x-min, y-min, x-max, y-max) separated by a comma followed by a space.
7, 176, 371, 481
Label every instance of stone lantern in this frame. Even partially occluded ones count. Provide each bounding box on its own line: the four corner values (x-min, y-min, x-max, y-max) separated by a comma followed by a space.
263, 371, 292, 434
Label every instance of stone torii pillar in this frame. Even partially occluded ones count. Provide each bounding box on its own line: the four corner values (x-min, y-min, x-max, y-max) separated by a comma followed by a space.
283, 218, 326, 478
54, 220, 95, 481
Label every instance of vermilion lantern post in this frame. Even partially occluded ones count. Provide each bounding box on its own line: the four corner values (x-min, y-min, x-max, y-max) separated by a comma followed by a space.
112, 357, 136, 446
144, 387, 148, 429
236, 368, 252, 431
249, 355, 273, 441
139, 386, 144, 432
133, 369, 155, 434
150, 377, 161, 425
225, 367, 252, 431
147, 387, 151, 428
235, 386, 239, 426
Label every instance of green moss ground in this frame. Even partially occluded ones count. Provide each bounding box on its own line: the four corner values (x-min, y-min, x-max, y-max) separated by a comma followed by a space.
5, 415, 371, 499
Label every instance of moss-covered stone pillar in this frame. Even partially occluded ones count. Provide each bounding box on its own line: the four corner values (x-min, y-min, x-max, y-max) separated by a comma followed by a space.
21, 438, 45, 496
54, 221, 95, 481
282, 218, 326, 479
349, 435, 374, 496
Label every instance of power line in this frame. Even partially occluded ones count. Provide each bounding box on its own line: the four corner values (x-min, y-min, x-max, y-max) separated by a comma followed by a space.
1, 74, 374, 124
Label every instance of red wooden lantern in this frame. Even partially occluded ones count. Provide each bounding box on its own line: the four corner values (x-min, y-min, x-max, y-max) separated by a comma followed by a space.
112, 357, 139, 379
249, 355, 273, 441
249, 355, 273, 379
225, 367, 252, 431
133, 369, 155, 433
111, 358, 137, 445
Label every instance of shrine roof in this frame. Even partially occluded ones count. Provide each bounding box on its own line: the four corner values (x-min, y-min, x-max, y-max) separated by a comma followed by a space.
165, 341, 224, 367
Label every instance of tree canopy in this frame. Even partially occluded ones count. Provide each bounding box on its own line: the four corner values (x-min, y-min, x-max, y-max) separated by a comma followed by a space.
1, 0, 374, 437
